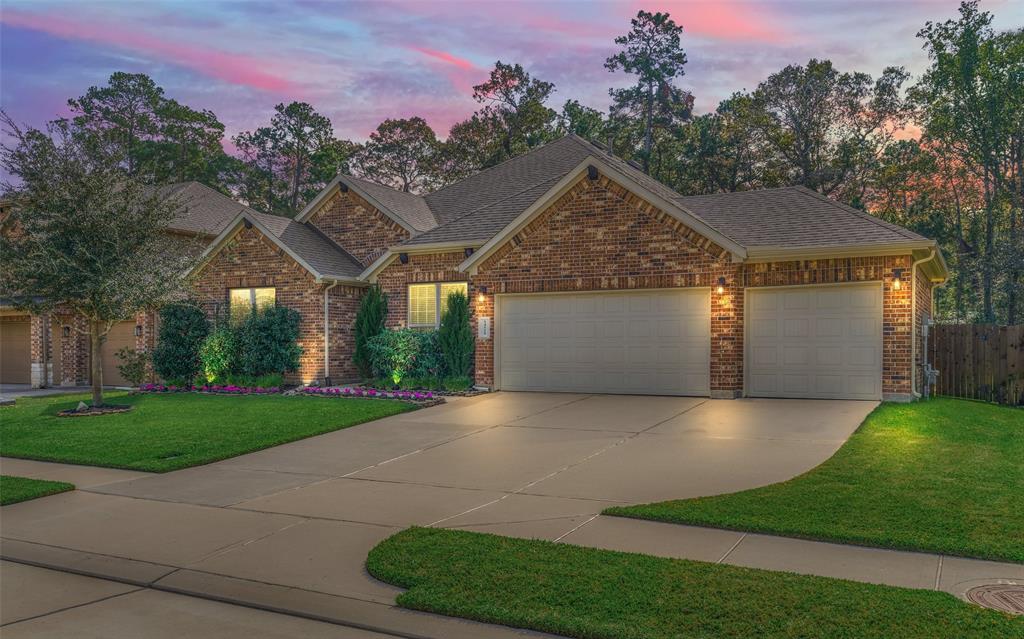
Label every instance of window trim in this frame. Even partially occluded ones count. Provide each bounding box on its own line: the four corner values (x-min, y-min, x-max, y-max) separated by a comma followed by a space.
407, 282, 468, 329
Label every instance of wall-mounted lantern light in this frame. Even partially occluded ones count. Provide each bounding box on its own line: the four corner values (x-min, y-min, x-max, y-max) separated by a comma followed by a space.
892, 268, 904, 291
716, 277, 726, 295
477, 285, 487, 303
339, 182, 349, 193
399, 252, 409, 264
464, 247, 475, 258
62, 325, 70, 338
134, 325, 143, 337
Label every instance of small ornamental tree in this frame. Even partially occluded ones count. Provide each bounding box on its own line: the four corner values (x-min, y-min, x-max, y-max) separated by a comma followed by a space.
367, 329, 422, 385
199, 326, 238, 384
0, 113, 196, 406
152, 302, 209, 384
354, 285, 388, 378
439, 291, 474, 378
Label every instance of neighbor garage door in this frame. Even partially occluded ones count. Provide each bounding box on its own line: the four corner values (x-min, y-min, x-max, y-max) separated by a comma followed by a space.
497, 289, 710, 396
746, 283, 882, 400
100, 320, 137, 387
0, 315, 32, 384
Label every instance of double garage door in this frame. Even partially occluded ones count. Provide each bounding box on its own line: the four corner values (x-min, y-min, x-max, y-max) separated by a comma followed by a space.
495, 283, 882, 400
497, 290, 710, 396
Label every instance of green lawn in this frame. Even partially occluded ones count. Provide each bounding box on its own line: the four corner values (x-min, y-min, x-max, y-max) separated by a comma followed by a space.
0, 475, 74, 505
368, 527, 1022, 639
0, 391, 413, 472
606, 398, 1024, 563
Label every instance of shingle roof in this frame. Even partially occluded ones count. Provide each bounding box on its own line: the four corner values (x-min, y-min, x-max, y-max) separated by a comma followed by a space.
674, 186, 928, 249
162, 181, 260, 237
342, 175, 438, 232
247, 211, 364, 280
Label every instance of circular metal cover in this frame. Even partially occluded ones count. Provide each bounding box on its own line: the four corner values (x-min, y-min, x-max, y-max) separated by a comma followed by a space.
965, 584, 1024, 615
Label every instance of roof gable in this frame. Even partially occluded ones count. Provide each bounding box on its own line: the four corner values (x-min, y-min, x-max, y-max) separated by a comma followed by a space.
296, 175, 437, 234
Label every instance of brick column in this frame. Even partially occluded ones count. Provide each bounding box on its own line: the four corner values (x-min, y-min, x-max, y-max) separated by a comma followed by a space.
29, 313, 49, 388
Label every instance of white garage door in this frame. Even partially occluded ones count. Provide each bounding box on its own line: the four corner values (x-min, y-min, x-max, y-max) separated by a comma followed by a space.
746, 283, 882, 400
497, 289, 710, 396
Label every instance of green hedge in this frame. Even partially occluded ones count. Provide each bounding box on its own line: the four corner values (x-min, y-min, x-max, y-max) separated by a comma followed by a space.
199, 306, 301, 384
152, 302, 209, 384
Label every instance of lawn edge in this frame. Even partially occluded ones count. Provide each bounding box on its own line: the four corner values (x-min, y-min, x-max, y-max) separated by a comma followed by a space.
0, 476, 75, 506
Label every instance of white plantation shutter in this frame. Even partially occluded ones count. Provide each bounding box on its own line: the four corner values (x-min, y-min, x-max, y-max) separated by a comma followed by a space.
408, 284, 437, 327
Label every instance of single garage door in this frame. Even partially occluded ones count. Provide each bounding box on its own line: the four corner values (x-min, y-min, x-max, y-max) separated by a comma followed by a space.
100, 320, 137, 387
746, 283, 882, 400
497, 289, 710, 396
0, 315, 32, 384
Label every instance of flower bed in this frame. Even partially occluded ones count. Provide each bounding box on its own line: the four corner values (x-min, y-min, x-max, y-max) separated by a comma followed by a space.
299, 386, 445, 407
138, 383, 281, 395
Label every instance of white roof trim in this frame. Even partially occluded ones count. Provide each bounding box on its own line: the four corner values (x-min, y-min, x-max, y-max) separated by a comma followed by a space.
745, 240, 938, 261
459, 156, 747, 274
184, 211, 363, 285
294, 175, 418, 235
358, 252, 398, 283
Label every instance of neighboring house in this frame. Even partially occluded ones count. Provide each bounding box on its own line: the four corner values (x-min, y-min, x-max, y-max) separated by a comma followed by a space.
0, 182, 257, 388
189, 135, 947, 401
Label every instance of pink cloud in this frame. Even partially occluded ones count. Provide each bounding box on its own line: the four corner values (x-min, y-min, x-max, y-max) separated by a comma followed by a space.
1, 9, 299, 94
409, 46, 476, 71
632, 1, 791, 44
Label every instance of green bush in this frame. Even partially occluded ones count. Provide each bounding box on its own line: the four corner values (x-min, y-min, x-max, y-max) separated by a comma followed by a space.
152, 303, 209, 383
443, 376, 473, 392
224, 372, 284, 388
199, 326, 238, 383
354, 286, 388, 378
367, 329, 422, 384
236, 306, 302, 377
115, 347, 150, 386
410, 329, 446, 379
439, 291, 474, 378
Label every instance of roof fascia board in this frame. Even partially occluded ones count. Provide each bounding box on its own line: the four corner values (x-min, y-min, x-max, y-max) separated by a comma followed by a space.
295, 175, 418, 234
359, 252, 398, 283
744, 241, 937, 262
184, 211, 327, 282
358, 242, 485, 283
459, 156, 746, 274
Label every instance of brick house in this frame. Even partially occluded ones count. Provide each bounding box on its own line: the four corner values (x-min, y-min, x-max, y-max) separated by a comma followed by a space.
187, 135, 947, 401
0, 182, 256, 388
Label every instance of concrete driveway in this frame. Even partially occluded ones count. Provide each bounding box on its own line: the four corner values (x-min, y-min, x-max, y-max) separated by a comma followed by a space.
1, 393, 876, 636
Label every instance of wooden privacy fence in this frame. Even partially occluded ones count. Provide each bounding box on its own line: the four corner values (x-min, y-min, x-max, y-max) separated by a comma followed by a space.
928, 324, 1024, 406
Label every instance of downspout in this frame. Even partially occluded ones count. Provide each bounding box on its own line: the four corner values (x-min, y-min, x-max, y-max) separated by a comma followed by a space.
910, 249, 937, 398
323, 282, 338, 387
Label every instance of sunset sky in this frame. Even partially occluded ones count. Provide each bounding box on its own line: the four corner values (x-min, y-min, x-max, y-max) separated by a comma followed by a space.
2, 0, 1021, 145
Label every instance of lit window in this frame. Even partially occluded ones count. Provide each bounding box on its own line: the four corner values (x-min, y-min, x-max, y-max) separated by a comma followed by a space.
408, 282, 468, 328
230, 287, 276, 319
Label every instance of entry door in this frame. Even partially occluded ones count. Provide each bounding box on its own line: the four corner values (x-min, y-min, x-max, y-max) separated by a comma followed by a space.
497, 289, 710, 396
746, 284, 882, 400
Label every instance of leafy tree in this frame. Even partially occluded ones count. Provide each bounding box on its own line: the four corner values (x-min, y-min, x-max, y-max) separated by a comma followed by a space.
471, 61, 557, 165
556, 100, 607, 140
152, 302, 210, 384
354, 286, 388, 378
743, 59, 910, 200
435, 114, 506, 185
235, 306, 302, 378
912, 1, 1022, 322
357, 117, 439, 193
272, 102, 335, 213
605, 11, 692, 174
233, 126, 281, 213
68, 72, 230, 189
0, 114, 194, 406
438, 291, 473, 378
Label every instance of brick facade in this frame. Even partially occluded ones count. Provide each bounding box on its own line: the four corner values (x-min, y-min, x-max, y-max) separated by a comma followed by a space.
375, 174, 921, 399
306, 190, 410, 267
190, 226, 362, 385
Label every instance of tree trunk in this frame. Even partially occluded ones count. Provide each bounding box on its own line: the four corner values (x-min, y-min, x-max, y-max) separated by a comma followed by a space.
90, 320, 104, 407
643, 82, 654, 174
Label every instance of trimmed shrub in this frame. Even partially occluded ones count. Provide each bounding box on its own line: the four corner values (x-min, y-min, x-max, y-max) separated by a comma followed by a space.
354, 286, 388, 378
409, 329, 446, 379
439, 291, 473, 378
152, 302, 209, 383
367, 329, 422, 384
443, 376, 473, 392
115, 347, 150, 386
224, 372, 284, 389
236, 306, 302, 377
199, 326, 238, 383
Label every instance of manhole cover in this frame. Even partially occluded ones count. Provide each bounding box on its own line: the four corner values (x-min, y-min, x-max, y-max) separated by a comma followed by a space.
966, 584, 1024, 615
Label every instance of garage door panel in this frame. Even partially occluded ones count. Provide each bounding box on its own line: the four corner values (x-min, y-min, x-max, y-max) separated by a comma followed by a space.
0, 316, 32, 384
498, 290, 710, 396
747, 284, 881, 400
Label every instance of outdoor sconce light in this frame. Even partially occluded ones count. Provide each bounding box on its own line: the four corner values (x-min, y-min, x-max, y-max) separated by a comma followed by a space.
339, 182, 349, 193
477, 286, 487, 303
399, 252, 409, 264
134, 325, 143, 337
464, 247, 475, 258
892, 268, 904, 291
587, 165, 599, 181
62, 325, 70, 338
243, 218, 253, 229
716, 277, 726, 295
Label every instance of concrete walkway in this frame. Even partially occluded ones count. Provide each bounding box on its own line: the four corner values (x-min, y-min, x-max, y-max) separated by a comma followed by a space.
1, 392, 1020, 636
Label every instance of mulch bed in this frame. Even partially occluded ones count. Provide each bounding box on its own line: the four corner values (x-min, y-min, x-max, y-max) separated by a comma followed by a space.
57, 404, 133, 417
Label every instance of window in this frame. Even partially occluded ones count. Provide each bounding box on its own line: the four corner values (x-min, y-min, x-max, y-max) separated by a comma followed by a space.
408, 282, 468, 328
229, 287, 276, 319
